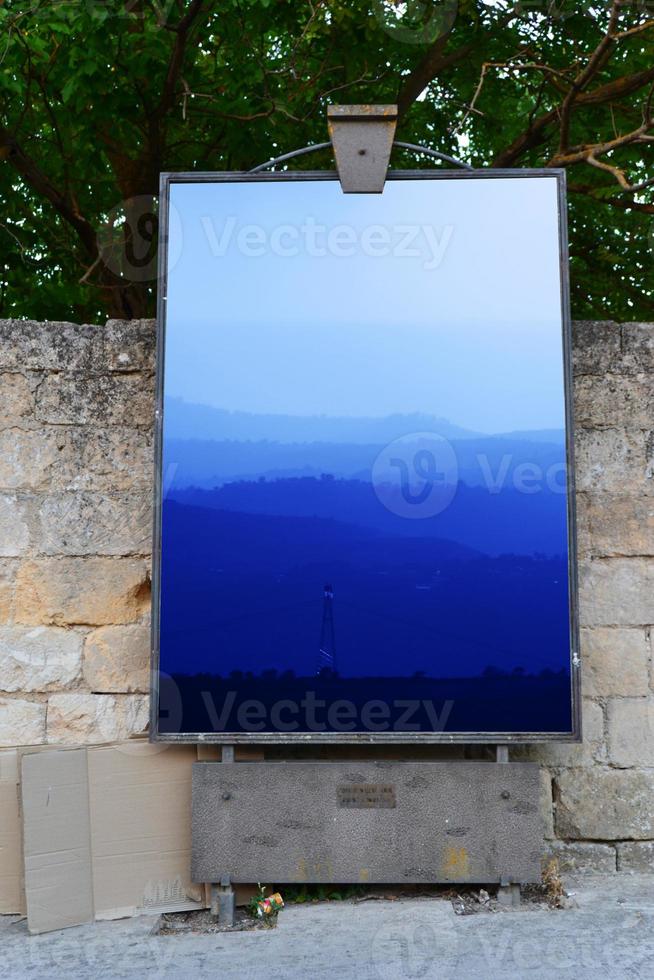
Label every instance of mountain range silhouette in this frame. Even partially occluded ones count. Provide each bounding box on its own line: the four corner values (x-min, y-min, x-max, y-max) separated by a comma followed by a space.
158, 402, 572, 734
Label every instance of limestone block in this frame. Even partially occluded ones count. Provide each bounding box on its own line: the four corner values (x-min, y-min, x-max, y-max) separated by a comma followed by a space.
0, 560, 17, 623
0, 698, 46, 746
0, 426, 153, 493
0, 427, 67, 491
35, 374, 154, 427
59, 428, 154, 492
616, 841, 654, 872
582, 493, 654, 557
547, 841, 616, 874
574, 493, 592, 559
579, 558, 654, 627
104, 319, 156, 372
555, 767, 654, 839
46, 693, 149, 744
83, 624, 150, 693
607, 698, 654, 767
571, 321, 620, 375
0, 319, 102, 372
0, 495, 30, 557
0, 626, 82, 692
574, 429, 654, 494
574, 374, 654, 429
581, 627, 650, 698
0, 373, 34, 426
15, 558, 149, 626
620, 322, 654, 375
35, 492, 151, 556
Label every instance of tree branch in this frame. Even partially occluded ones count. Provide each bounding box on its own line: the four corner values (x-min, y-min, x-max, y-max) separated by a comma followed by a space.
557, 0, 624, 153
548, 79, 654, 187
157, 0, 208, 120
568, 182, 654, 213
397, 37, 476, 116
0, 123, 98, 258
492, 64, 654, 167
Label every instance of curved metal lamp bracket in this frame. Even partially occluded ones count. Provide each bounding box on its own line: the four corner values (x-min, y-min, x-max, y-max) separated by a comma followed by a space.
249, 104, 472, 190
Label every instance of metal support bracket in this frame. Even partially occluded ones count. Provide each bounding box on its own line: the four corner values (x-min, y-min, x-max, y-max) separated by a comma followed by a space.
497, 878, 521, 908
210, 876, 236, 926
495, 746, 521, 906
327, 104, 398, 193
209, 744, 236, 925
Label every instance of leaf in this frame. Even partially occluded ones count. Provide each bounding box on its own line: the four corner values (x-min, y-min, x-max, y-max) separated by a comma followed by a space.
61, 77, 77, 104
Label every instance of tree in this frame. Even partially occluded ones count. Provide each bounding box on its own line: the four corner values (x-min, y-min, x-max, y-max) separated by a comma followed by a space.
0, 0, 652, 322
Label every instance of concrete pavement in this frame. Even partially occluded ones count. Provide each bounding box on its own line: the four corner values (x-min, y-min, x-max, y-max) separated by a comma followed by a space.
3, 874, 654, 979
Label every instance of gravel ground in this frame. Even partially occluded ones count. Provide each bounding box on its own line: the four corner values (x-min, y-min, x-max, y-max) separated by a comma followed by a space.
3, 874, 654, 979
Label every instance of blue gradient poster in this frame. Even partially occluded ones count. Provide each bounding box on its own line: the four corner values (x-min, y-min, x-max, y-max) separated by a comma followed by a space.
155, 174, 576, 737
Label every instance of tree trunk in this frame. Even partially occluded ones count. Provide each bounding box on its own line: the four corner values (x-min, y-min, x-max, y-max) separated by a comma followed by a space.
99, 278, 154, 319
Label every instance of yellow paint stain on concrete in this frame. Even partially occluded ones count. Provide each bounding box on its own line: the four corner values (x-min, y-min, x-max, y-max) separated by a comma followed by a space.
296, 858, 308, 881
359, 868, 370, 882
443, 846, 470, 879
314, 859, 334, 880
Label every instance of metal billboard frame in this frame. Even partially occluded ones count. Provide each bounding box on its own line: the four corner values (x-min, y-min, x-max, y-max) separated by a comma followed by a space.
150, 168, 581, 745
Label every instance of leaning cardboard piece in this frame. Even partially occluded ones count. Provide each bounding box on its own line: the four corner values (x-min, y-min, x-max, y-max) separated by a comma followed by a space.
21, 748, 94, 934
19, 740, 265, 933
0, 749, 22, 914
20, 741, 204, 933
88, 742, 203, 919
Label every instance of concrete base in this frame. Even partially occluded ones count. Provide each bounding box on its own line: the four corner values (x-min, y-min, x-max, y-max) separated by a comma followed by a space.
192, 760, 542, 886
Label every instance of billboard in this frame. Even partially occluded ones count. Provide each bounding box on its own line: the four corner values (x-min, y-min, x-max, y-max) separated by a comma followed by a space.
152, 171, 579, 742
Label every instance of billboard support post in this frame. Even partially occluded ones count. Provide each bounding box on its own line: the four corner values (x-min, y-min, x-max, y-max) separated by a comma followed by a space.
208, 743, 236, 925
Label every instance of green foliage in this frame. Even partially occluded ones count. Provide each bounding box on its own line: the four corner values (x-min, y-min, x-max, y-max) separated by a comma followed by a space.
0, 0, 652, 321
284, 883, 366, 903
246, 882, 268, 919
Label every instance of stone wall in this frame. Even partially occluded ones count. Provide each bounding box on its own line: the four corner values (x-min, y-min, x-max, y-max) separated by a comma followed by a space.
0, 317, 653, 866
0, 319, 154, 745
517, 319, 654, 872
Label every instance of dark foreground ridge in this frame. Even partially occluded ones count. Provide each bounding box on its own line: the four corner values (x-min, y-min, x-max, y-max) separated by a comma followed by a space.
158, 671, 572, 735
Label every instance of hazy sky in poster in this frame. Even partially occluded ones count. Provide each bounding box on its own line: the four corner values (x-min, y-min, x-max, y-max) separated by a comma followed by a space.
158, 176, 572, 734
164, 178, 565, 434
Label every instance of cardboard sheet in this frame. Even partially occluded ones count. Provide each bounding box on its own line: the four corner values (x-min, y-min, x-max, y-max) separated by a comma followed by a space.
88, 743, 203, 918
18, 740, 259, 933
0, 750, 22, 914
21, 748, 94, 934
